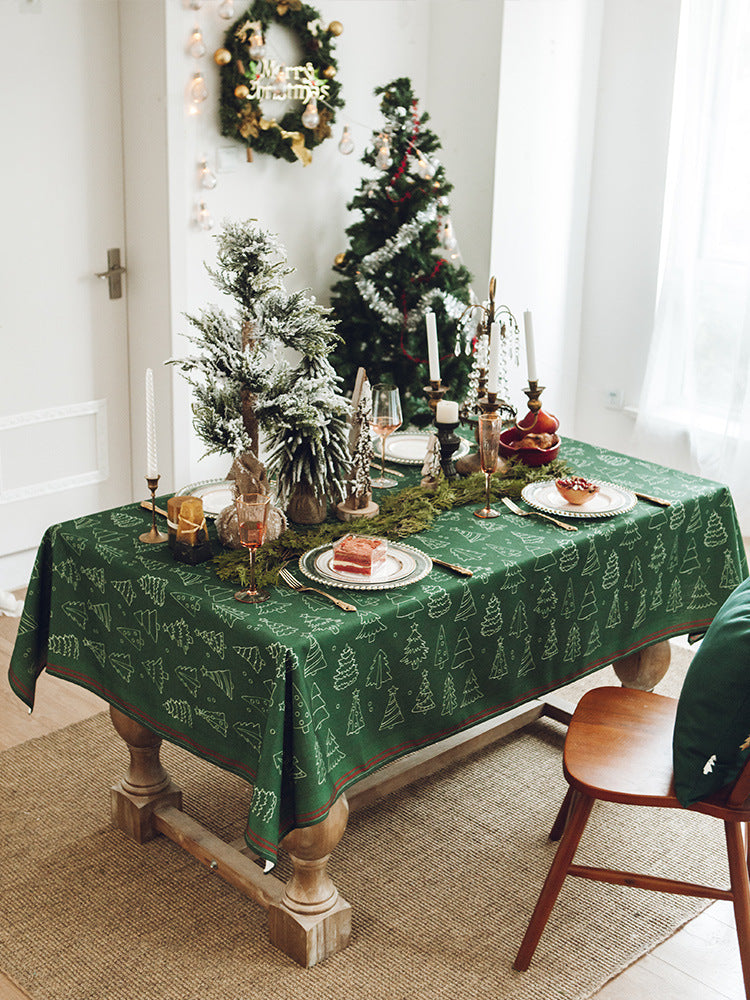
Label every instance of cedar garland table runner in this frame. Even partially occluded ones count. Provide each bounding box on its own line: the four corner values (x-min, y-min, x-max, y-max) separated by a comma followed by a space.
8, 439, 748, 864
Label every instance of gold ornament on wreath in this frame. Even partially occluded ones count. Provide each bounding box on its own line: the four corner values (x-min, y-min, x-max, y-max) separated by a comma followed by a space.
217, 0, 344, 165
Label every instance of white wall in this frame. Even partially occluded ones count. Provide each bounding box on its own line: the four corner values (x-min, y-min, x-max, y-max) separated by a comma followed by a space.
4, 0, 694, 589
575, 0, 682, 461
158, 0, 504, 492
490, 0, 604, 427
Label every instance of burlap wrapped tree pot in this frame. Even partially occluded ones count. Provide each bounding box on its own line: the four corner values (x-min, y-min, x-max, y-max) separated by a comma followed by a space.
286, 482, 328, 525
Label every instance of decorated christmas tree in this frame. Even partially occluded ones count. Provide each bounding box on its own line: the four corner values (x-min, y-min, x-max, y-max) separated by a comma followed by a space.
330, 77, 475, 427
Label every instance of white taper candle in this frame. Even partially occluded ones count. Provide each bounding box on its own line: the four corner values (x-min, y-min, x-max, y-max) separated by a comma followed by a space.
487, 322, 501, 395
425, 312, 440, 382
523, 310, 538, 383
145, 368, 158, 478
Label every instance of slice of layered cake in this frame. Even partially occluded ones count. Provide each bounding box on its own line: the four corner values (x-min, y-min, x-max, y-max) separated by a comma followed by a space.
332, 534, 388, 576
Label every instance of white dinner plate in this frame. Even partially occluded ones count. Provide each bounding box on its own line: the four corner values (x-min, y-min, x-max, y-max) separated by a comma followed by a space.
299, 538, 432, 590
372, 431, 471, 466
521, 480, 637, 519
176, 479, 238, 518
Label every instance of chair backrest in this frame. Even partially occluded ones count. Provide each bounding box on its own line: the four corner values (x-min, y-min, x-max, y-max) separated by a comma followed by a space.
728, 752, 750, 808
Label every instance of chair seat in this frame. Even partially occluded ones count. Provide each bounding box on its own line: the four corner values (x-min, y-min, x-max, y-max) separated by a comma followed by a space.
564, 686, 750, 821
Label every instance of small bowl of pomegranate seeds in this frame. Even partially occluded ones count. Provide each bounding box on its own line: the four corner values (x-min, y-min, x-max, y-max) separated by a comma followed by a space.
555, 476, 600, 505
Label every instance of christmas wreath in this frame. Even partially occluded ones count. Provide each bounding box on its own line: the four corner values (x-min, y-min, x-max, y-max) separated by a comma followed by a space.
216, 0, 343, 165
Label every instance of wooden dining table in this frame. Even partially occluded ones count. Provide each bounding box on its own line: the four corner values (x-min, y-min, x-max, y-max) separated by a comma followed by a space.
8, 437, 748, 967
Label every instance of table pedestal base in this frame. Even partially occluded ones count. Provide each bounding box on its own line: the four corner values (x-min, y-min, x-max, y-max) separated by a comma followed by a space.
106, 640, 671, 967
109, 706, 349, 968
612, 640, 671, 691
109, 705, 183, 842
269, 795, 351, 966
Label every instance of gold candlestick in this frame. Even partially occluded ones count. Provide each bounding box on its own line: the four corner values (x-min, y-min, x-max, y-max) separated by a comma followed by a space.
140, 476, 168, 543
478, 391, 500, 416
423, 379, 448, 417
523, 380, 546, 414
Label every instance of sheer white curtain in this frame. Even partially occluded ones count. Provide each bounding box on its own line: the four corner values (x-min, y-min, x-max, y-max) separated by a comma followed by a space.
638, 0, 750, 530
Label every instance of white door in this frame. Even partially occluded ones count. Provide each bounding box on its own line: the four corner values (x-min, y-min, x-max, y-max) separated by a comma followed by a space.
0, 0, 132, 587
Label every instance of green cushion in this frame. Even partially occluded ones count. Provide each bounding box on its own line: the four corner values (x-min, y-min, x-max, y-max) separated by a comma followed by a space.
673, 577, 750, 806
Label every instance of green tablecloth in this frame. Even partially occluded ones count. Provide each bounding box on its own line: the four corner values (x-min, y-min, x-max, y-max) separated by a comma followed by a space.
9, 439, 748, 863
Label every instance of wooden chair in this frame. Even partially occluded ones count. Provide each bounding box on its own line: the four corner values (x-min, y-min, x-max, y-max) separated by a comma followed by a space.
514, 685, 750, 996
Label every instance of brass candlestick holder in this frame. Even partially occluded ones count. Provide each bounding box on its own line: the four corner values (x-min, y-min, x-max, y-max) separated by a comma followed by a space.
423, 379, 448, 417
140, 476, 168, 544
523, 380, 545, 414
478, 390, 500, 415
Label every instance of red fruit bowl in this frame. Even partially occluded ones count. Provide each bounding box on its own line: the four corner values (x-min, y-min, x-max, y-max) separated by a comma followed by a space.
499, 427, 560, 467
555, 477, 599, 505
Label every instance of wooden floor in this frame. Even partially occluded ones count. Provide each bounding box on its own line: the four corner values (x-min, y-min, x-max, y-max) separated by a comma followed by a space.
0, 593, 745, 999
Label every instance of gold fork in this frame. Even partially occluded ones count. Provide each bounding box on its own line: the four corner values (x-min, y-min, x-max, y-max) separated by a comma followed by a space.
501, 496, 578, 532
278, 567, 357, 612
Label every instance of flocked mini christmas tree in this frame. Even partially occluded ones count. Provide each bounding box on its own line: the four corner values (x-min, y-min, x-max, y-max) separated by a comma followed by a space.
171, 220, 350, 522
330, 77, 475, 427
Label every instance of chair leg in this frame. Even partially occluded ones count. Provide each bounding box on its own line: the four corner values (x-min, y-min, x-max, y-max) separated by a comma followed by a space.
549, 786, 574, 842
725, 822, 750, 999
514, 790, 595, 972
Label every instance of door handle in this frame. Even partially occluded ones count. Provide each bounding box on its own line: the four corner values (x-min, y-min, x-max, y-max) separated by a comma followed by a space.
96, 247, 126, 299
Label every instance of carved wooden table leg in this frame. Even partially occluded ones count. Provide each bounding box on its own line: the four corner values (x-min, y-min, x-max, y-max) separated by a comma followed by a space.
612, 640, 671, 691
109, 705, 182, 843
269, 794, 352, 967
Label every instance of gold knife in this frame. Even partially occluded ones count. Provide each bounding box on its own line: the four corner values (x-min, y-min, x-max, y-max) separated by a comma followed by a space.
141, 500, 169, 518
431, 557, 473, 577
633, 490, 671, 507
370, 464, 405, 477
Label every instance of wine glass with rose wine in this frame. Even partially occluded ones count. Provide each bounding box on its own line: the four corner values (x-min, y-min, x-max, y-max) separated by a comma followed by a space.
474, 413, 502, 518
234, 493, 271, 603
370, 383, 403, 488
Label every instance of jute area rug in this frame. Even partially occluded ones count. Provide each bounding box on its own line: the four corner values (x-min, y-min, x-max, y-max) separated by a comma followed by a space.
1, 643, 727, 1000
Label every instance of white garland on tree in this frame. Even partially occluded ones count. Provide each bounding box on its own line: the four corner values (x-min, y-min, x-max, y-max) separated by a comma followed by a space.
353, 201, 473, 354
358, 204, 438, 276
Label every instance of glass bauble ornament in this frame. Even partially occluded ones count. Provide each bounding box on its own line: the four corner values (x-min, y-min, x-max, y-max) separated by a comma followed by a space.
375, 141, 392, 170
301, 100, 320, 129
197, 202, 214, 230
248, 31, 266, 59
271, 67, 288, 98
416, 155, 436, 180
199, 159, 217, 190
188, 26, 206, 59
338, 126, 354, 155
190, 72, 208, 106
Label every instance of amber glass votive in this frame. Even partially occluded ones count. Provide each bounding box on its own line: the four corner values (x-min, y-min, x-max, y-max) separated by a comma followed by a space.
167, 496, 191, 548
176, 497, 205, 545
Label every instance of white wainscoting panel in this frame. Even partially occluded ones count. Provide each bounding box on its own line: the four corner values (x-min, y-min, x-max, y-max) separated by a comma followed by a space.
0, 400, 108, 504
